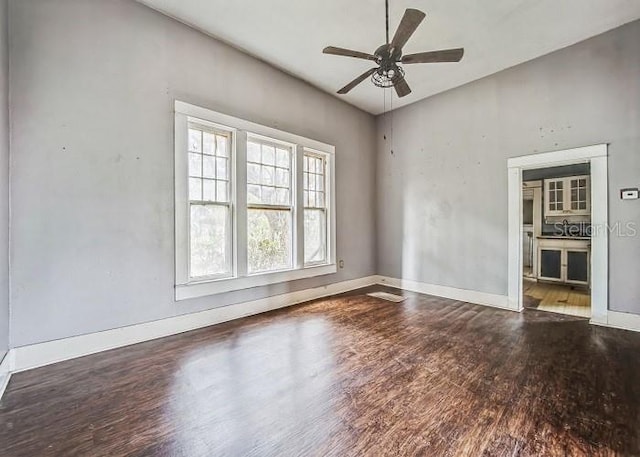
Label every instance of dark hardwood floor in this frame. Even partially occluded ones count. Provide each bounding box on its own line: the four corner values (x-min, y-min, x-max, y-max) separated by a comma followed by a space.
1, 287, 639, 456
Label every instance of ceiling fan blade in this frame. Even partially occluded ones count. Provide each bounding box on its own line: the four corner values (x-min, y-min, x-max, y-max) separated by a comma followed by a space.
402, 48, 465, 64
323, 46, 377, 62
390, 9, 426, 50
394, 77, 411, 98
337, 68, 378, 94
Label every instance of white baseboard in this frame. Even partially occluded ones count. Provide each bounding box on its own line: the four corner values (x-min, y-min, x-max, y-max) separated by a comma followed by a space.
11, 275, 379, 373
379, 277, 640, 333
0, 351, 12, 403
377, 276, 513, 310
592, 310, 640, 332
7, 274, 639, 381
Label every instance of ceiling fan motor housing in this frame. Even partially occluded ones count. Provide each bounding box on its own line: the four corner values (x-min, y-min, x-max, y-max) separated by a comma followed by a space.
374, 43, 402, 63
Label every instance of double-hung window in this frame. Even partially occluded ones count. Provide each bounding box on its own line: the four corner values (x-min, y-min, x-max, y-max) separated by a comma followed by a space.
247, 137, 294, 273
303, 152, 328, 265
187, 122, 233, 279
174, 101, 336, 300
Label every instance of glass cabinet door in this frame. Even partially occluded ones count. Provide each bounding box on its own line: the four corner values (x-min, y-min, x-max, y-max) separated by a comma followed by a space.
569, 176, 590, 214
545, 179, 564, 216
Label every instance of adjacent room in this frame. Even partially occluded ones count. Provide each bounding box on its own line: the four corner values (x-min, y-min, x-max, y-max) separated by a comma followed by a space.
0, 0, 639, 455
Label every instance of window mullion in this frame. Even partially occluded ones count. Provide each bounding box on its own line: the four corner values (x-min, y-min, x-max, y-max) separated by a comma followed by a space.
235, 130, 248, 278
294, 145, 305, 269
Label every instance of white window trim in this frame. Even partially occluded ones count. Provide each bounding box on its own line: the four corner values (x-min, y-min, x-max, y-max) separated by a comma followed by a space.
174, 100, 337, 301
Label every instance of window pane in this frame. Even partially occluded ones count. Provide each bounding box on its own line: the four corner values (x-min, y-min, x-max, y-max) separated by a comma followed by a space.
275, 188, 289, 206
247, 163, 261, 184
203, 155, 215, 179
188, 129, 202, 152
248, 209, 292, 273
247, 185, 261, 204
247, 141, 261, 163
189, 178, 202, 201
203, 132, 215, 155
275, 168, 289, 187
189, 153, 202, 177
276, 148, 289, 168
203, 179, 215, 201
261, 166, 274, 185
216, 135, 228, 157
305, 209, 326, 264
262, 186, 275, 205
216, 158, 227, 180
217, 181, 228, 202
190, 205, 229, 277
262, 145, 275, 165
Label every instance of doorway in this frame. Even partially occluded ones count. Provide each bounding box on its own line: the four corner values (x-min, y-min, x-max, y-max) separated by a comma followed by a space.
507, 144, 608, 324
520, 165, 591, 317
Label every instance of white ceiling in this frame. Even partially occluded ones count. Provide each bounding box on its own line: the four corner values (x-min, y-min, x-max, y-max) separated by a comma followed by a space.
138, 0, 640, 114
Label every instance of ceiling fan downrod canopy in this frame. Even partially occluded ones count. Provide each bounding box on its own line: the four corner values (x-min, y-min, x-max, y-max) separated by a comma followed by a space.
322, 0, 465, 97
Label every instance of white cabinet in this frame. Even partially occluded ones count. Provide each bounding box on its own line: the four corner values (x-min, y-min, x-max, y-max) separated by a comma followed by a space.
544, 175, 590, 217
538, 238, 590, 286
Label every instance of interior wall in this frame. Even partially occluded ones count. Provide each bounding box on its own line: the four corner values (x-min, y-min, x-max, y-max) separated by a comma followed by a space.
377, 19, 640, 314
8, 0, 377, 347
0, 0, 8, 361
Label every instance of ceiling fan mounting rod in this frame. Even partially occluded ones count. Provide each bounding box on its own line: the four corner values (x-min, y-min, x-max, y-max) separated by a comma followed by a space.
385, 0, 390, 44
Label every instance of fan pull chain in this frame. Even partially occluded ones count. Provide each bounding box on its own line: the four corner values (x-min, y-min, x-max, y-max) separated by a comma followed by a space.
382, 89, 394, 157
390, 89, 394, 156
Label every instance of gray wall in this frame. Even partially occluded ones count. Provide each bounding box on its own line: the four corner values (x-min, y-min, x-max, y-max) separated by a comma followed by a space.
0, 0, 8, 360
377, 20, 640, 314
9, 0, 377, 347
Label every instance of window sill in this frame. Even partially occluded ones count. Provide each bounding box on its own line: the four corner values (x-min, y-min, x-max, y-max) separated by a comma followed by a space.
175, 263, 337, 301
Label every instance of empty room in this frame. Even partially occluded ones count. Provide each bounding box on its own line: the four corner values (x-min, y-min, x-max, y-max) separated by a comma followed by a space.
1, 0, 640, 455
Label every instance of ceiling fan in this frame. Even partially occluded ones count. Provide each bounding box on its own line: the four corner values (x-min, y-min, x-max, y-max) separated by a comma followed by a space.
323, 1, 464, 98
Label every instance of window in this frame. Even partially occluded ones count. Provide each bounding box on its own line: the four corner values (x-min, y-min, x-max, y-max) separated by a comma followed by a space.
174, 101, 336, 300
187, 122, 232, 279
247, 138, 293, 273
303, 152, 327, 265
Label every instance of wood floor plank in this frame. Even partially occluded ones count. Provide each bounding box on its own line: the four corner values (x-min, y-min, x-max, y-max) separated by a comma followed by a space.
524, 279, 591, 318
0, 287, 638, 456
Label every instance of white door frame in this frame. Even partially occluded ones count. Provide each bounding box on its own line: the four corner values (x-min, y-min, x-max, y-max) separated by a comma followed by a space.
507, 144, 608, 324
